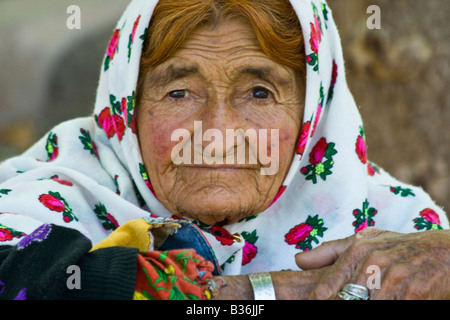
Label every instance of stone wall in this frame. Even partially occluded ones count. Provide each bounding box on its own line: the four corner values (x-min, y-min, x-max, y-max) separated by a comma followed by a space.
0, 0, 448, 217
330, 0, 449, 218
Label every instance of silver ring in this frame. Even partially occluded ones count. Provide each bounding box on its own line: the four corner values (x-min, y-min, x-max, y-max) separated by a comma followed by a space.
248, 272, 276, 300
338, 283, 369, 300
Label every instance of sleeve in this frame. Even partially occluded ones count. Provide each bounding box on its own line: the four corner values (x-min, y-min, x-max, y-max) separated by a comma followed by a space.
0, 221, 223, 300
92, 218, 224, 300
0, 224, 138, 300
134, 249, 222, 300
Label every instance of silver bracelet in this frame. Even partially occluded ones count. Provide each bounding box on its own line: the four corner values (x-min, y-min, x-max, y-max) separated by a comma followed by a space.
248, 272, 276, 300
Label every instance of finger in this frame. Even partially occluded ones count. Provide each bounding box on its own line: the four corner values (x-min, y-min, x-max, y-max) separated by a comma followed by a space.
346, 250, 398, 300
305, 229, 391, 299
307, 254, 354, 299
295, 235, 354, 270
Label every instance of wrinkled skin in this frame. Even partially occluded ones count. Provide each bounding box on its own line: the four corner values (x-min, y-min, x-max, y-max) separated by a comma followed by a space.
215, 228, 450, 300
137, 18, 304, 226
296, 228, 450, 300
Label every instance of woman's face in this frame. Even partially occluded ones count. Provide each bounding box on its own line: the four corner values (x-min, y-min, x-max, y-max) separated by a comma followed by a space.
137, 18, 305, 225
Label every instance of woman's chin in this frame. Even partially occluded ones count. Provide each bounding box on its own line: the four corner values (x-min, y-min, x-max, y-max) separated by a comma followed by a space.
172, 194, 256, 226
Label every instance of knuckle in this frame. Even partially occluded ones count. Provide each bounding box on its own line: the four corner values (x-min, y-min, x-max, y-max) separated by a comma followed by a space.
365, 250, 389, 268
348, 240, 369, 259
388, 264, 410, 281
312, 282, 335, 300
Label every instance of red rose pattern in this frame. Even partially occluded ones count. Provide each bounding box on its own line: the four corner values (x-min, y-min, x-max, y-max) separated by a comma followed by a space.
355, 126, 367, 164
296, 121, 311, 155
210, 225, 236, 246
285, 223, 313, 245
242, 242, 257, 266
104, 29, 120, 71
419, 208, 441, 225
309, 137, 328, 165
0, 224, 26, 242
39, 191, 78, 223
39, 194, 66, 212
413, 208, 443, 230
285, 215, 327, 252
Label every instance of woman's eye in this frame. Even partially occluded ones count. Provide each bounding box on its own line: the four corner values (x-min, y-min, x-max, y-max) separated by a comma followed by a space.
251, 87, 271, 99
168, 90, 187, 99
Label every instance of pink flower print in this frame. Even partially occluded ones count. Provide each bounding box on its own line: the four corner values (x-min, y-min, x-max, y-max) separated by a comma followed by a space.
355, 220, 368, 233
95, 107, 126, 141
309, 137, 328, 165
296, 121, 311, 155
120, 97, 128, 124
104, 29, 121, 71
311, 104, 322, 138
413, 208, 443, 231
0, 228, 13, 241
419, 208, 441, 225
285, 223, 313, 245
327, 60, 338, 103
131, 15, 141, 44
96, 107, 115, 139
241, 230, 259, 265
107, 29, 120, 58
112, 114, 126, 141
367, 162, 380, 176
0, 224, 26, 242
39, 192, 78, 223
285, 215, 327, 251
129, 113, 137, 134
128, 15, 142, 62
309, 22, 321, 54
355, 126, 367, 164
242, 242, 257, 266
331, 60, 338, 88
355, 135, 367, 164
39, 193, 66, 212
301, 137, 337, 184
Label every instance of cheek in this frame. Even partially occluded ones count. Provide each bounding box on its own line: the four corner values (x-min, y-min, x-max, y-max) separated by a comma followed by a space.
254, 118, 300, 159
138, 115, 186, 167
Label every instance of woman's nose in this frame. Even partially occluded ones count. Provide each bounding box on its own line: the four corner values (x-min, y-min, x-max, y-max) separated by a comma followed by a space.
194, 96, 251, 163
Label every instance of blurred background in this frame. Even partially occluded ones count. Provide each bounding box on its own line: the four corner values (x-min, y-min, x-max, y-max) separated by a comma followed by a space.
0, 0, 448, 218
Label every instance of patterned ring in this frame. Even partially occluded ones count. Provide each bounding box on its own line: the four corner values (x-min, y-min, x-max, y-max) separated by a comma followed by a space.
340, 283, 370, 300
337, 291, 363, 300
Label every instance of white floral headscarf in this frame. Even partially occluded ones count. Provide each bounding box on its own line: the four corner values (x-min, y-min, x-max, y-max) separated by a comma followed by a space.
0, 0, 447, 275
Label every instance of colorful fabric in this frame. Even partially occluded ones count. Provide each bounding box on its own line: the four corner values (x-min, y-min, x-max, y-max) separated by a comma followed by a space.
0, 224, 138, 300
0, 0, 447, 283
90, 217, 179, 252
134, 249, 221, 300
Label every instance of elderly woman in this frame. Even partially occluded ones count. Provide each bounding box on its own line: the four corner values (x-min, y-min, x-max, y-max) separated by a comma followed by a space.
0, 0, 448, 300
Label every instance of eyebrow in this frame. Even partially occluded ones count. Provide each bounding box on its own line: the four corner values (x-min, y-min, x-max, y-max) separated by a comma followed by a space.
146, 64, 291, 89
237, 67, 291, 88
147, 64, 201, 88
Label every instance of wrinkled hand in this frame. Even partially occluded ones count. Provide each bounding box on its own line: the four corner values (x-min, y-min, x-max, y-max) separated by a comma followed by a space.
295, 228, 450, 300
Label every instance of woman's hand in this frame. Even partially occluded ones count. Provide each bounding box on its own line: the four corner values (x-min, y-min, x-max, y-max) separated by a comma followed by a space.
214, 269, 326, 300
295, 228, 450, 300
